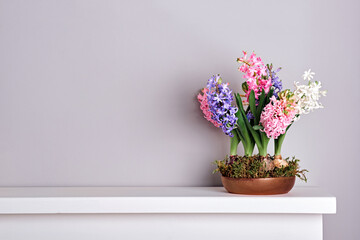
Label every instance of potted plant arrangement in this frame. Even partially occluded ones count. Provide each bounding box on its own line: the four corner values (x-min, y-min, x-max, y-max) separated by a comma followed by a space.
197, 51, 326, 195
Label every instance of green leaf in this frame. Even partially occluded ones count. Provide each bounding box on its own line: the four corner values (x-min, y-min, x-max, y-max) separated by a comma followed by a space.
240, 109, 262, 149
235, 110, 245, 141
249, 90, 257, 119
242, 82, 248, 93
253, 125, 264, 130
235, 128, 245, 143
234, 93, 252, 147
265, 88, 274, 105
235, 92, 262, 149
274, 123, 293, 155
235, 93, 244, 112
255, 89, 266, 125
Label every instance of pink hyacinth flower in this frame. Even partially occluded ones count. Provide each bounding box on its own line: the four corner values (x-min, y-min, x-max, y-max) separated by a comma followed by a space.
197, 88, 221, 128
237, 51, 272, 100
260, 96, 297, 139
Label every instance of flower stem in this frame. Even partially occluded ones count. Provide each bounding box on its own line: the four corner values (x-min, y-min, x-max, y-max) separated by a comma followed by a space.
258, 132, 270, 157
275, 123, 292, 156
230, 130, 240, 156
244, 139, 255, 157
275, 133, 286, 156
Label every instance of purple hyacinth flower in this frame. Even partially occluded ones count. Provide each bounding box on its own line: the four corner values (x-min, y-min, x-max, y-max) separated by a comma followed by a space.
246, 112, 254, 121
206, 75, 238, 137
267, 66, 283, 98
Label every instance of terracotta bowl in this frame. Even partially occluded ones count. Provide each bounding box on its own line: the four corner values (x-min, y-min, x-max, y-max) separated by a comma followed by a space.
221, 176, 296, 195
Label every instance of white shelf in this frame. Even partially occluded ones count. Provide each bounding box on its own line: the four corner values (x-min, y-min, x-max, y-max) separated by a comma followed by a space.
0, 186, 336, 214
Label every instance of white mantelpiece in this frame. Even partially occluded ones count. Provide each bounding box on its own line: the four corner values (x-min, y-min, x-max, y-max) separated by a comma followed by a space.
0, 187, 336, 240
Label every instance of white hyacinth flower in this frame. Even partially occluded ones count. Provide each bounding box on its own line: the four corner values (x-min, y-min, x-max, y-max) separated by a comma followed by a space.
302, 69, 315, 81
293, 70, 327, 118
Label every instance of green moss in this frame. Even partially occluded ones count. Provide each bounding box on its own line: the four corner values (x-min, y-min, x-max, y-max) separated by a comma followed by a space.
213, 155, 308, 182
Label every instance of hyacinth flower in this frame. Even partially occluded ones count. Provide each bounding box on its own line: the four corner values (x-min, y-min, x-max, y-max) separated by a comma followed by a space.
198, 49, 325, 168
246, 112, 255, 121
206, 75, 238, 136
198, 75, 240, 155
235, 52, 283, 157
266, 64, 283, 98
254, 90, 297, 167
261, 90, 297, 139
272, 70, 326, 166
237, 51, 272, 100
294, 69, 327, 116
197, 88, 221, 128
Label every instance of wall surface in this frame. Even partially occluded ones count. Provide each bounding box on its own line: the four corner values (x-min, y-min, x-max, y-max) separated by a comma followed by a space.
0, 0, 359, 239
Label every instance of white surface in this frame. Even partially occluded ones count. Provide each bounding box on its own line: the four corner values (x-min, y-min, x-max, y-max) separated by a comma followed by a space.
0, 187, 336, 214
0, 214, 323, 240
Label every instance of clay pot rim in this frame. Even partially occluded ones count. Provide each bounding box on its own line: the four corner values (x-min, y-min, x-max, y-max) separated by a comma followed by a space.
221, 176, 295, 180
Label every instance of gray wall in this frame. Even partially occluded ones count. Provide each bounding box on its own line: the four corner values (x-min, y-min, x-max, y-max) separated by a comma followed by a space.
0, 0, 359, 239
